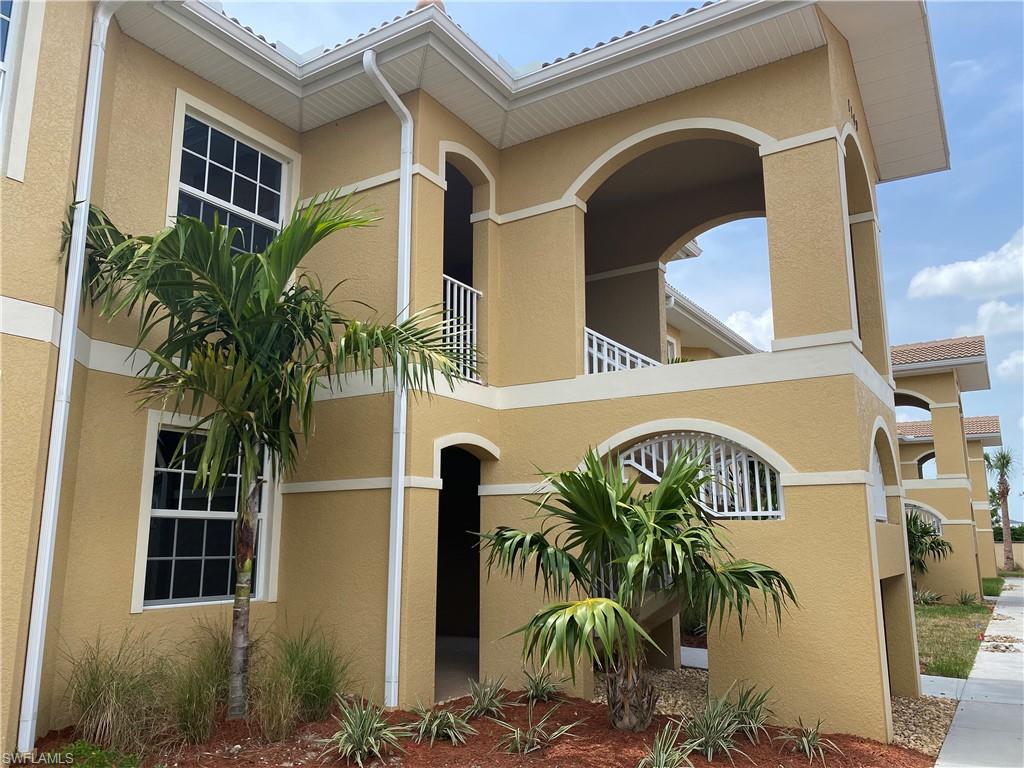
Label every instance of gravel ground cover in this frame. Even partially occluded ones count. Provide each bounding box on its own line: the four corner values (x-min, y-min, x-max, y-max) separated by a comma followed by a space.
891, 695, 957, 756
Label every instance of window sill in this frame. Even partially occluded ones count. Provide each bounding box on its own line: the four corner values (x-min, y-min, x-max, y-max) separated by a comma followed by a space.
141, 596, 271, 611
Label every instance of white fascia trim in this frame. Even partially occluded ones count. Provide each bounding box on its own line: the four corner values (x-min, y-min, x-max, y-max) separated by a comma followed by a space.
891, 356, 988, 376
758, 127, 838, 157
586, 261, 665, 283
771, 330, 864, 353
3, 0, 44, 181
903, 478, 972, 491
781, 470, 871, 487
280, 475, 441, 494
665, 287, 759, 355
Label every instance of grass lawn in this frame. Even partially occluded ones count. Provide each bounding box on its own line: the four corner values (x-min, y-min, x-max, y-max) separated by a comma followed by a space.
997, 568, 1023, 577
982, 577, 1005, 597
915, 602, 992, 678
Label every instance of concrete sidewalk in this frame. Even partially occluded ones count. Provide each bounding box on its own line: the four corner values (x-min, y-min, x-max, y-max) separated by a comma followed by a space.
935, 577, 1024, 768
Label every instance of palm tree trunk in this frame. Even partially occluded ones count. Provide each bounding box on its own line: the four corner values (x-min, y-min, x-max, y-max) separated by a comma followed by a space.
606, 648, 658, 732
1000, 479, 1015, 571
228, 480, 260, 719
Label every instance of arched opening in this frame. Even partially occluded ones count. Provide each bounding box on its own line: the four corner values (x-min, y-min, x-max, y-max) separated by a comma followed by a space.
917, 451, 937, 480
580, 131, 765, 372
894, 392, 935, 481
441, 150, 492, 383
434, 446, 481, 700
869, 426, 899, 523
843, 134, 888, 376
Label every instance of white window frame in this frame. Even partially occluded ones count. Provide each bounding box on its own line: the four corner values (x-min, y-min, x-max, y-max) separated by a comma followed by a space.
130, 410, 283, 613
868, 447, 889, 522
1, 0, 43, 180
165, 89, 301, 229
666, 336, 678, 360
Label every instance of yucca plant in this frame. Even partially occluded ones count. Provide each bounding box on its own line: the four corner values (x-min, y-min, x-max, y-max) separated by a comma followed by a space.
637, 720, 694, 768
906, 509, 953, 580
320, 696, 407, 767
774, 718, 843, 765
479, 448, 795, 731
492, 702, 581, 754
66, 193, 468, 718
732, 683, 773, 745
683, 693, 746, 763
913, 589, 943, 606
956, 591, 979, 606
464, 676, 508, 719
520, 668, 564, 704
412, 705, 476, 746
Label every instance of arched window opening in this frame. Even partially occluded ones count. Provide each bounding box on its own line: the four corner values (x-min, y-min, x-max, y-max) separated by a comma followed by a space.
869, 446, 888, 522
917, 452, 937, 480
442, 162, 480, 381
905, 502, 943, 535
617, 431, 783, 520
582, 136, 765, 373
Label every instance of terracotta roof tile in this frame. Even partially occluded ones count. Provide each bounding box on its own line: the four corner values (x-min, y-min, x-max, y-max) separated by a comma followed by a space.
896, 415, 1002, 440
890, 336, 986, 367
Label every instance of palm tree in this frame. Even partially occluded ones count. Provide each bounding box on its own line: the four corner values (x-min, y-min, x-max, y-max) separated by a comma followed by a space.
66, 193, 466, 718
479, 448, 796, 732
986, 449, 1017, 571
905, 508, 953, 583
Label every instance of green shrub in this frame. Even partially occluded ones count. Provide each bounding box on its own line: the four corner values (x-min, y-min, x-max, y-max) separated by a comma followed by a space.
636, 721, 693, 768
43, 740, 141, 768
464, 676, 507, 719
956, 591, 979, 606
170, 623, 230, 743
732, 683, 773, 745
63, 632, 172, 753
914, 589, 943, 605
320, 696, 407, 767
520, 668, 563, 703
774, 718, 843, 765
983, 577, 1005, 597
493, 702, 581, 754
412, 705, 476, 746
682, 694, 745, 763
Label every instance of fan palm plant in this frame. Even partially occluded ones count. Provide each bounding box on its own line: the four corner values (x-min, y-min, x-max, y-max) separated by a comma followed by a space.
905, 509, 953, 582
985, 449, 1017, 570
64, 191, 467, 718
478, 448, 796, 732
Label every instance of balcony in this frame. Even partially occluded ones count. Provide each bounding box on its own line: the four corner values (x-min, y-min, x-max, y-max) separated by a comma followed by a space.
443, 274, 481, 382
584, 327, 661, 375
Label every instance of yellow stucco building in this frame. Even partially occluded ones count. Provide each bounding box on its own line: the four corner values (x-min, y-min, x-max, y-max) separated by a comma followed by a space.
1, 0, 971, 752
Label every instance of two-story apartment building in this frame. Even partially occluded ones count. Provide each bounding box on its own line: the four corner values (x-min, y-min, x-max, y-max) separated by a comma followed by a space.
2, 0, 953, 751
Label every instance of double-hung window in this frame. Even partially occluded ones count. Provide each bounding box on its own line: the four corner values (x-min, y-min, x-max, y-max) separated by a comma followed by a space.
143, 427, 268, 606
176, 113, 284, 252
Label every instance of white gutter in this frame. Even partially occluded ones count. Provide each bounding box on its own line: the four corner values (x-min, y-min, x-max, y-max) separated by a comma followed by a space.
18, 1, 121, 753
362, 48, 412, 709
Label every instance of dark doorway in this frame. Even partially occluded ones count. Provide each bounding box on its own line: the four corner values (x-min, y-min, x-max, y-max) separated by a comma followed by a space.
443, 163, 474, 286
434, 446, 480, 700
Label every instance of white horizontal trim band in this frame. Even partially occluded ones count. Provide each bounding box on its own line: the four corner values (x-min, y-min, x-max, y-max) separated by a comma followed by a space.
478, 482, 554, 496
940, 520, 976, 526
299, 164, 445, 210
848, 212, 876, 225
973, 502, 993, 510
976, 528, 993, 533
759, 127, 838, 157
903, 478, 972, 490
469, 195, 587, 226
280, 475, 441, 494
771, 330, 863, 353
585, 261, 665, 282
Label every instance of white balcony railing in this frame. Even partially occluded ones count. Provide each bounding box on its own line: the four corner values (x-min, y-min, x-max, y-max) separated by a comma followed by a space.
584, 327, 661, 374
443, 274, 481, 382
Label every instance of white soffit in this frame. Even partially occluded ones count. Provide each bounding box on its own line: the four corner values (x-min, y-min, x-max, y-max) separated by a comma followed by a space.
819, 1, 949, 181
115, 1, 947, 180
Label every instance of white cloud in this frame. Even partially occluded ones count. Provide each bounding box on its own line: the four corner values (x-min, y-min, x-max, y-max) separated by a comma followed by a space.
956, 300, 1024, 336
725, 308, 773, 350
996, 350, 1024, 379
908, 228, 1024, 300
948, 58, 993, 95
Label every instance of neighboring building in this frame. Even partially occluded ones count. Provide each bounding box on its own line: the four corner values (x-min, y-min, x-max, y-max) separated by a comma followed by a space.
897, 414, 1003, 589
3, 0, 957, 751
663, 280, 760, 361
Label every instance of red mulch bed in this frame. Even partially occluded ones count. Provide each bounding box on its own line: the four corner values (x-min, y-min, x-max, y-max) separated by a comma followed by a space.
38, 695, 935, 768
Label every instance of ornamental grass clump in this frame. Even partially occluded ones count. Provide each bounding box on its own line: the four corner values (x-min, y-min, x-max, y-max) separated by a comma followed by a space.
683, 694, 746, 763
412, 705, 476, 746
636, 721, 694, 768
464, 676, 508, 719
774, 718, 843, 765
492, 702, 582, 754
320, 696, 407, 767
170, 623, 231, 744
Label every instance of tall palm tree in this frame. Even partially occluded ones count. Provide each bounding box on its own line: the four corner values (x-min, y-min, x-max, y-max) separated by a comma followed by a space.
986, 449, 1017, 571
65, 192, 466, 718
479, 448, 796, 732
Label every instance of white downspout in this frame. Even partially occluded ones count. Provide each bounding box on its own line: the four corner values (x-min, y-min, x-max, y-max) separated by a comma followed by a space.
362, 48, 413, 708
17, 1, 121, 753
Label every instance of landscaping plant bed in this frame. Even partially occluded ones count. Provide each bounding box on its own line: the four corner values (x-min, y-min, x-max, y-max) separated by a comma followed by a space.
39, 693, 938, 768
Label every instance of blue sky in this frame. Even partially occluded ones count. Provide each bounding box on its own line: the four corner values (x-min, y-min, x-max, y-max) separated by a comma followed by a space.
222, 1, 1023, 518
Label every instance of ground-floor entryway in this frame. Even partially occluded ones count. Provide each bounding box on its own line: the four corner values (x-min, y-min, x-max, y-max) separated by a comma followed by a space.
935, 577, 1024, 767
